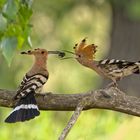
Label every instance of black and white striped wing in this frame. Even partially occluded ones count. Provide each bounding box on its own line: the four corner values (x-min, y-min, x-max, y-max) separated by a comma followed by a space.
17, 74, 29, 90
15, 74, 48, 99
98, 59, 138, 77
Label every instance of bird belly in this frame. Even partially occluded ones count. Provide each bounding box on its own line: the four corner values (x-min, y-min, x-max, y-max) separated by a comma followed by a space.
102, 69, 123, 82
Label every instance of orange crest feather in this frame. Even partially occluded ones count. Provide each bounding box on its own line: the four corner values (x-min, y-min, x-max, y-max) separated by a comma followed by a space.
75, 38, 97, 60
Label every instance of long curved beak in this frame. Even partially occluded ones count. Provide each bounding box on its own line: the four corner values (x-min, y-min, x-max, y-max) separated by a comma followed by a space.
48, 51, 65, 58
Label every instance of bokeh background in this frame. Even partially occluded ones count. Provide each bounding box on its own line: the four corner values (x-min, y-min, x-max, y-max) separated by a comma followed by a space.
0, 0, 140, 140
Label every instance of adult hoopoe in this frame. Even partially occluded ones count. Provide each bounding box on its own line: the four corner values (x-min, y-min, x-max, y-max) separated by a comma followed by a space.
5, 48, 65, 123
65, 38, 140, 86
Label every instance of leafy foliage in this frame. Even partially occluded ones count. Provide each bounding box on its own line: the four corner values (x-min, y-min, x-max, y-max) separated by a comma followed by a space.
0, 0, 33, 65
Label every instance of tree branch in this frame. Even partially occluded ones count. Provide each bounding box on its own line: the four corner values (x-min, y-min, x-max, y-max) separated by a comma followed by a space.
58, 102, 84, 140
0, 87, 140, 117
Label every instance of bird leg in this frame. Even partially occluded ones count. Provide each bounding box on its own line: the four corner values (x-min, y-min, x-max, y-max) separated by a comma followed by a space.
107, 81, 118, 88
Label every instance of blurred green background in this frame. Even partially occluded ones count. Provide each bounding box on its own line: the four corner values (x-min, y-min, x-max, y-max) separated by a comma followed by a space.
0, 0, 140, 140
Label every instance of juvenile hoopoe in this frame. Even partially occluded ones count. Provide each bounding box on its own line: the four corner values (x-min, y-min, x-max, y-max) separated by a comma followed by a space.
65, 38, 140, 86
5, 48, 65, 123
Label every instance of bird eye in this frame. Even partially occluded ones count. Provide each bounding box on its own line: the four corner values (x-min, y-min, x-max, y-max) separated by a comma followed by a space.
28, 50, 31, 53
78, 55, 81, 57
41, 51, 45, 54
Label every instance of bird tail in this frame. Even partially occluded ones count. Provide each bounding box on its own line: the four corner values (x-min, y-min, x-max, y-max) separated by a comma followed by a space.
5, 92, 40, 123
134, 61, 140, 74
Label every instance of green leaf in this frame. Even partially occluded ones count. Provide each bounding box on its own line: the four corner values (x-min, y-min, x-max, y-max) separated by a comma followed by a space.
0, 13, 7, 32
23, 24, 32, 37
18, 4, 32, 27
17, 35, 24, 49
20, 0, 33, 9
22, 24, 32, 48
4, 23, 22, 37
1, 37, 17, 66
0, 0, 33, 65
2, 0, 18, 20
27, 36, 32, 47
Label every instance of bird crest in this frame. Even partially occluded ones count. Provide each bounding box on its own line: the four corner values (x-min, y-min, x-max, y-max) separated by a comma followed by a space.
74, 38, 98, 60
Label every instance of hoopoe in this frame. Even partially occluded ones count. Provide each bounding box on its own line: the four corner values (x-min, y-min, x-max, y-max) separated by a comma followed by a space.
65, 38, 140, 86
5, 48, 65, 123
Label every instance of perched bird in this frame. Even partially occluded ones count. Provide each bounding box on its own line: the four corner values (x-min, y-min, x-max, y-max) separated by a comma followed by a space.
65, 38, 140, 86
5, 48, 65, 123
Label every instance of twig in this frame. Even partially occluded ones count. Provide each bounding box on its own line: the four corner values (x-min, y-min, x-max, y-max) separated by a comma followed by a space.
58, 102, 84, 140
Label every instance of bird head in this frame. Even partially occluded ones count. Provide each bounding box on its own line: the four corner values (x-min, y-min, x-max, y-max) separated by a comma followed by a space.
21, 48, 48, 56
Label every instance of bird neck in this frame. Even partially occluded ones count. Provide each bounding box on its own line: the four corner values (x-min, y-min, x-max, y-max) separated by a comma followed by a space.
34, 56, 47, 69
77, 58, 102, 75
28, 56, 48, 76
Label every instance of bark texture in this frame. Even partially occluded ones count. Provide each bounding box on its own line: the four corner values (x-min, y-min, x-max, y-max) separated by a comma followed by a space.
0, 87, 140, 117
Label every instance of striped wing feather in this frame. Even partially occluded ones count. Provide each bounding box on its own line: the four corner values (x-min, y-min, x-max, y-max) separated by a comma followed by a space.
15, 73, 48, 99
98, 59, 139, 77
